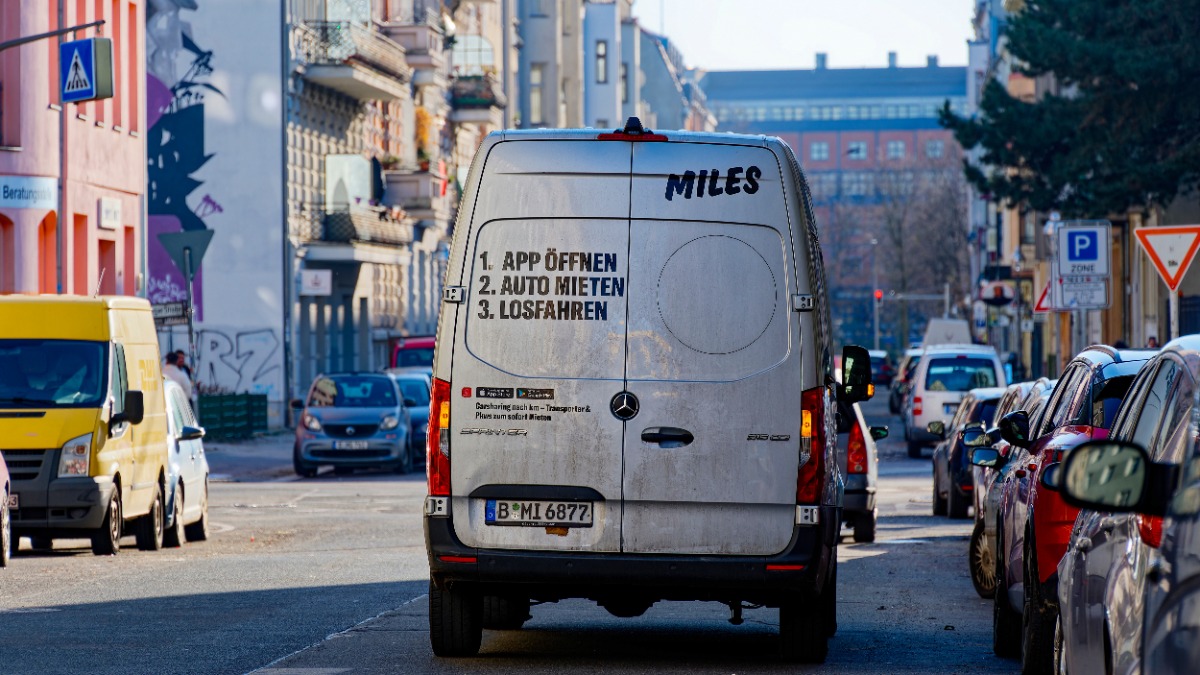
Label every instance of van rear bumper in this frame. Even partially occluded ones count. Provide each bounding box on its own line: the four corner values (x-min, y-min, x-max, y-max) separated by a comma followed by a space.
426, 505, 838, 603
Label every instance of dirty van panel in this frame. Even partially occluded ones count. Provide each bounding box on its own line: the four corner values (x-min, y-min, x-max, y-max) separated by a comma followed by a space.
471, 141, 632, 221
450, 217, 630, 551
619, 143, 802, 556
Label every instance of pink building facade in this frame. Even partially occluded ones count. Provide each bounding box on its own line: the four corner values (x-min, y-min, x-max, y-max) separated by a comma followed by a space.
0, 0, 145, 296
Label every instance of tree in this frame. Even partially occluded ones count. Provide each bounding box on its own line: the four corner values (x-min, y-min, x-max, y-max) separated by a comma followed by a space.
940, 0, 1200, 217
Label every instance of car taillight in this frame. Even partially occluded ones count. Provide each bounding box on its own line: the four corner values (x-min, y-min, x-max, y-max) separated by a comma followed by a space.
847, 421, 868, 474
913, 396, 923, 416
797, 386, 827, 503
1138, 514, 1163, 548
428, 377, 452, 497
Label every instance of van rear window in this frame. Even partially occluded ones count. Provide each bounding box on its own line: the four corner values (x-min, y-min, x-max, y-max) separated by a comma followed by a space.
924, 358, 997, 392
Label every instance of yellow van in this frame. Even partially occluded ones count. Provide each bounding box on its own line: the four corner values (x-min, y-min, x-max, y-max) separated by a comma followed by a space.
0, 296, 169, 555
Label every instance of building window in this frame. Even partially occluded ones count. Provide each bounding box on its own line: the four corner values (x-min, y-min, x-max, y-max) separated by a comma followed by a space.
887, 140, 906, 159
926, 139, 944, 158
596, 119, 608, 129
810, 142, 829, 161
620, 63, 628, 103
843, 172, 874, 197
529, 64, 545, 125
810, 173, 837, 200
595, 40, 608, 84
847, 141, 867, 160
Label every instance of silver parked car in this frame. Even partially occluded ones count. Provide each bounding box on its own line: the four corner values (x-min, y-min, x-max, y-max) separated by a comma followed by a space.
1057, 336, 1199, 675
293, 373, 414, 477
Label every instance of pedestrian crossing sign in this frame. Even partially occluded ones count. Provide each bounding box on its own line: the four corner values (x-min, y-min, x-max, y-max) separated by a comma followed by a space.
59, 38, 113, 104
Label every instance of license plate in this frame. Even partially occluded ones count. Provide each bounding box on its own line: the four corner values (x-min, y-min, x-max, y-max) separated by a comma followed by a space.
485, 500, 594, 527
334, 441, 369, 450
7, 493, 16, 510
944, 404, 959, 415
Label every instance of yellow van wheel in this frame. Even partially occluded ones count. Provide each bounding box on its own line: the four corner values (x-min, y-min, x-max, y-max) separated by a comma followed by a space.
91, 490, 122, 556
135, 482, 165, 551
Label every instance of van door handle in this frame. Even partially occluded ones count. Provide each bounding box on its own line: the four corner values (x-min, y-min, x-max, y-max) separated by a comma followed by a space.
641, 427, 694, 447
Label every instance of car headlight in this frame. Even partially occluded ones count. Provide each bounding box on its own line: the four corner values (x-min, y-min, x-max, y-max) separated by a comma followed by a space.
58, 433, 93, 477
303, 413, 322, 431
380, 414, 400, 431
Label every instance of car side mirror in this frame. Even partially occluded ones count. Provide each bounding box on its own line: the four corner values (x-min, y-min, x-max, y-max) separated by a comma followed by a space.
112, 390, 145, 429
970, 447, 1004, 469
179, 425, 206, 441
404, 398, 418, 407
839, 345, 873, 403
1041, 462, 1061, 491
998, 410, 1032, 449
869, 426, 888, 441
927, 420, 946, 439
1060, 441, 1174, 516
963, 426, 995, 448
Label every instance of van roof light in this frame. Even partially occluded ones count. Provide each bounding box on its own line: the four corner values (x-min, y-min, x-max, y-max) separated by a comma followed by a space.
598, 116, 668, 142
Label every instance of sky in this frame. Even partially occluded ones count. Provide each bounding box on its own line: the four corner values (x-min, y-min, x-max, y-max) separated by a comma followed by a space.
630, 0, 975, 72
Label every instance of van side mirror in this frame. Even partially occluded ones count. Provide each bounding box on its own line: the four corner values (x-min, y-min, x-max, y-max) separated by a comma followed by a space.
112, 390, 145, 428
1060, 441, 1174, 516
869, 426, 889, 441
839, 345, 873, 403
179, 425, 206, 441
998, 410, 1032, 449
927, 420, 945, 439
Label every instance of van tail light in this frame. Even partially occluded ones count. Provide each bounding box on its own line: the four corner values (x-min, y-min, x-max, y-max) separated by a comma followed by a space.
1138, 514, 1163, 548
797, 386, 827, 503
913, 396, 923, 416
847, 421, 868, 474
428, 378, 452, 497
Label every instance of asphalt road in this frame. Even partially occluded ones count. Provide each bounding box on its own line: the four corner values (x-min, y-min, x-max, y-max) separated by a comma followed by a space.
0, 399, 1017, 674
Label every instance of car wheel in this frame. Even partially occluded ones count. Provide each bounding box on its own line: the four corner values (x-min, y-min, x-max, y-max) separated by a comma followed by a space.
135, 481, 165, 551
481, 595, 531, 630
1022, 532, 1056, 675
825, 556, 838, 637
1053, 612, 1066, 675
293, 444, 318, 478
970, 519, 997, 598
163, 482, 185, 548
933, 477, 947, 516
0, 489, 10, 567
949, 484, 970, 519
184, 479, 209, 542
429, 580, 483, 657
908, 440, 923, 459
91, 488, 122, 556
853, 508, 877, 543
779, 590, 829, 663
993, 525, 1022, 658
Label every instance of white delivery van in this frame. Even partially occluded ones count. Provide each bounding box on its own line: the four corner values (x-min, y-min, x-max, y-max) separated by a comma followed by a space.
424, 119, 872, 662
904, 344, 1006, 457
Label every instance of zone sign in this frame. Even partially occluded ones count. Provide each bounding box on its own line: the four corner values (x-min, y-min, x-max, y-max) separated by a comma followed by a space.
1057, 222, 1111, 277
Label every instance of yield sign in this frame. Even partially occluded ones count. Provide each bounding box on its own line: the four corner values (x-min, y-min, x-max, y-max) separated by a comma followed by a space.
1033, 281, 1053, 313
1135, 226, 1200, 292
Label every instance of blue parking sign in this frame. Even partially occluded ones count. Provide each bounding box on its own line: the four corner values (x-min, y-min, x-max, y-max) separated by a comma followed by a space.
1067, 231, 1099, 262
60, 38, 113, 104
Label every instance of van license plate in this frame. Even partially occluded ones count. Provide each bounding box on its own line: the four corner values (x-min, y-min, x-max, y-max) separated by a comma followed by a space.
335, 441, 369, 450
944, 404, 958, 415
485, 500, 593, 527
7, 493, 16, 509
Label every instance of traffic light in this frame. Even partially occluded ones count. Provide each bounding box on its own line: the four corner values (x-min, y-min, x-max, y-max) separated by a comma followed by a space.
874, 289, 883, 303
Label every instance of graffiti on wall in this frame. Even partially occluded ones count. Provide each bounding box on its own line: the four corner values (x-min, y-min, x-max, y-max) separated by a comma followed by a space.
196, 328, 280, 396
146, 0, 223, 317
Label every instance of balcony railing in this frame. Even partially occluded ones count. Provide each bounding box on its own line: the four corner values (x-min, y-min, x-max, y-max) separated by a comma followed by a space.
450, 74, 507, 109
322, 206, 413, 246
295, 21, 412, 83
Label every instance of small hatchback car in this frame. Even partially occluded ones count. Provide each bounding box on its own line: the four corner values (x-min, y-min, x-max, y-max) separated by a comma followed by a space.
293, 373, 414, 477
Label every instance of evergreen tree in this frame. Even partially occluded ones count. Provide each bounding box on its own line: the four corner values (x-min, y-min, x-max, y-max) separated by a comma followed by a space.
941, 0, 1200, 217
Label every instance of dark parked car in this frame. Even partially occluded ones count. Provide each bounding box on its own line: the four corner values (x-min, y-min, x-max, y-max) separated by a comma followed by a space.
293, 373, 414, 477
392, 372, 431, 467
869, 349, 893, 385
889, 348, 922, 414
981, 346, 1151, 671
931, 387, 1003, 519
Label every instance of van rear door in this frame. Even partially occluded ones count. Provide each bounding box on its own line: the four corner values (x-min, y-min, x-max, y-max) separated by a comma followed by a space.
449, 140, 632, 553
621, 142, 801, 555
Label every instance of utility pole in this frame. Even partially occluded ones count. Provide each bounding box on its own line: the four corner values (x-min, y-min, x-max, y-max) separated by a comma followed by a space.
871, 238, 880, 350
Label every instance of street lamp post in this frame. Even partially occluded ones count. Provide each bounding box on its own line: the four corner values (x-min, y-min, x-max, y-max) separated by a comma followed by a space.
871, 238, 880, 350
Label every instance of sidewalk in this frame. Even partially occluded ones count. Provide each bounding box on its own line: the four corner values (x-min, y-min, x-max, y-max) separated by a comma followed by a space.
204, 431, 297, 482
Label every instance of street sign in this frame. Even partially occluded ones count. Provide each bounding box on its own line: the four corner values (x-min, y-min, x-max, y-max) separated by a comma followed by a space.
1033, 282, 1052, 314
59, 38, 113, 104
157, 229, 214, 281
1053, 221, 1111, 310
300, 269, 333, 296
152, 302, 190, 327
1134, 226, 1200, 292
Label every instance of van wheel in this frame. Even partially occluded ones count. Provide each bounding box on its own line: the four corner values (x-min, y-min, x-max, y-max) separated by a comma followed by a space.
293, 445, 318, 478
825, 557, 838, 637
163, 483, 185, 548
970, 519, 997, 599
933, 479, 948, 516
949, 485, 970, 519
184, 479, 209, 542
779, 593, 829, 663
908, 441, 923, 458
136, 482, 165, 551
91, 489, 122, 556
429, 580, 483, 657
0, 490, 10, 567
853, 509, 877, 543
482, 595, 530, 630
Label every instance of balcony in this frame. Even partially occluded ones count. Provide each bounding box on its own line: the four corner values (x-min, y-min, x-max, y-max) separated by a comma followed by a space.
295, 21, 413, 101
450, 74, 507, 125
322, 206, 414, 247
381, 4, 447, 88
384, 168, 451, 229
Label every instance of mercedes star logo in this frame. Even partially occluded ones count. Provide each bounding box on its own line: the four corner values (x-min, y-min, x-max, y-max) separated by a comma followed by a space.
610, 392, 639, 421
346, 426, 356, 436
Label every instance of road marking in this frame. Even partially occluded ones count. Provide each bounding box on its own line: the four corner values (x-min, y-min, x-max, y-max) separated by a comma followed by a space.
247, 593, 428, 674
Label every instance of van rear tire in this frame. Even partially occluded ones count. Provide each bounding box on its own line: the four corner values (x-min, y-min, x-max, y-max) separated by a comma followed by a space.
429, 581, 483, 657
185, 479, 210, 542
779, 593, 829, 663
163, 482, 185, 548
853, 509, 877, 543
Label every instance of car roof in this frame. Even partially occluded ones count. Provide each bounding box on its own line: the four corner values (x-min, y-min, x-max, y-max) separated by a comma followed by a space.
921, 344, 996, 355
1159, 335, 1200, 372
968, 386, 1006, 400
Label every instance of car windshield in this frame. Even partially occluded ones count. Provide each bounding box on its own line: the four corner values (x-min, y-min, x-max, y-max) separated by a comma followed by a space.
0, 339, 108, 408
307, 376, 396, 408
976, 401, 998, 427
395, 348, 434, 368
924, 357, 997, 392
398, 380, 431, 406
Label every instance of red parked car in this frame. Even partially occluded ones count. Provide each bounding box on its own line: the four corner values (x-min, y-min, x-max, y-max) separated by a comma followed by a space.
976, 346, 1152, 673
